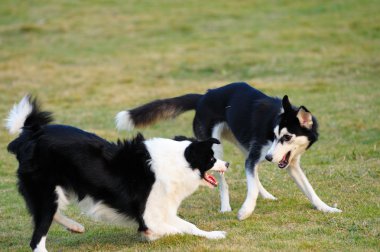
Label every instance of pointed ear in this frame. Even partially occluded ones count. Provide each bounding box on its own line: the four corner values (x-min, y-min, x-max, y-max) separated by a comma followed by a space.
297, 106, 313, 129
282, 95, 292, 112
207, 138, 220, 145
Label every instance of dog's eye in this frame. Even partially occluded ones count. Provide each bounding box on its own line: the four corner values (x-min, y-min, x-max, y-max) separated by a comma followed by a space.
210, 157, 216, 162
282, 135, 292, 142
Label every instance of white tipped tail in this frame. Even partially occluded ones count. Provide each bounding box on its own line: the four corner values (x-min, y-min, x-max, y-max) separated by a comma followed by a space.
115, 110, 135, 131
5, 95, 33, 134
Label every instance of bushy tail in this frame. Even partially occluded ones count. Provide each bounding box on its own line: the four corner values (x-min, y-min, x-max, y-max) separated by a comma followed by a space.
115, 93, 202, 131
5, 95, 53, 135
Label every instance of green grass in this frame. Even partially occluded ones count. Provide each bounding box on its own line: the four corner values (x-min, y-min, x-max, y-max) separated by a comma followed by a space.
0, 0, 379, 251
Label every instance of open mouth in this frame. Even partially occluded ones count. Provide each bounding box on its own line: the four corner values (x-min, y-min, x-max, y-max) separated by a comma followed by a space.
278, 151, 291, 169
203, 173, 218, 188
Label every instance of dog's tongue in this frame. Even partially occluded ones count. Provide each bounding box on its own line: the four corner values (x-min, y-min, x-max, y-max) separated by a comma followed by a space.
204, 173, 218, 188
278, 152, 289, 169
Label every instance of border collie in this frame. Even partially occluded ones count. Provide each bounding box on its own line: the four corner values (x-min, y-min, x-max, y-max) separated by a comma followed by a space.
6, 96, 229, 252
116, 82, 342, 220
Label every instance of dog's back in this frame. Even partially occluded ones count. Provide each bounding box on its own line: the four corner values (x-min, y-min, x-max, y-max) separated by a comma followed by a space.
6, 96, 156, 250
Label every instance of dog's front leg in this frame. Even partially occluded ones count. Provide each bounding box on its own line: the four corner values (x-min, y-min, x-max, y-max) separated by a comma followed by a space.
172, 216, 226, 239
288, 156, 342, 213
237, 156, 260, 220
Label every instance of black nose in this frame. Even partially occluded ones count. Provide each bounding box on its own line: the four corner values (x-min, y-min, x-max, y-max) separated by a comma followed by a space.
265, 154, 273, 162
225, 162, 230, 168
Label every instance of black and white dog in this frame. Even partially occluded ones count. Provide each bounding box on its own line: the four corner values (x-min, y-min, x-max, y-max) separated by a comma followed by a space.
6, 96, 228, 252
116, 82, 342, 221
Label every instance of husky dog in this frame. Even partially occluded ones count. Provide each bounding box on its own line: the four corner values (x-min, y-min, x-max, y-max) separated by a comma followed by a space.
6, 96, 229, 252
116, 82, 342, 220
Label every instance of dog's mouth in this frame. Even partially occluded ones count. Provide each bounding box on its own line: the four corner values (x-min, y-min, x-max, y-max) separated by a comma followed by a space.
203, 173, 218, 188
278, 151, 291, 169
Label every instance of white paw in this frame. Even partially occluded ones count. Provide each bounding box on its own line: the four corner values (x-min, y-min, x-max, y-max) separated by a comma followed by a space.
220, 205, 232, 213
261, 194, 277, 200
67, 223, 85, 233
205, 231, 226, 239
34, 247, 48, 252
141, 229, 161, 241
237, 207, 254, 221
317, 206, 342, 213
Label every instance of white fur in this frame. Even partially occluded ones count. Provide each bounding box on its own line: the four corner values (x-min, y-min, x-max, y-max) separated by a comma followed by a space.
115, 110, 135, 131
55, 186, 70, 211
5, 95, 33, 134
266, 126, 342, 214
143, 138, 227, 239
78, 196, 135, 225
34, 236, 47, 252
266, 127, 309, 167
288, 156, 342, 213
212, 124, 276, 213
44, 139, 227, 249
237, 167, 259, 220
54, 186, 134, 230
211, 123, 232, 212
53, 186, 85, 233
54, 212, 85, 233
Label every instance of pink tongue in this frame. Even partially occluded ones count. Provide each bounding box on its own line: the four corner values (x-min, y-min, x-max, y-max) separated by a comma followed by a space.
281, 154, 287, 162
206, 174, 217, 185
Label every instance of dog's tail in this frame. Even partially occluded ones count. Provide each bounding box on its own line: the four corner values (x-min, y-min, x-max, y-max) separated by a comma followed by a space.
115, 93, 202, 131
5, 95, 53, 135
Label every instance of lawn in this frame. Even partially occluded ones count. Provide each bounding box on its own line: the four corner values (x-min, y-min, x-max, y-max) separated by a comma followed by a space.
0, 0, 379, 251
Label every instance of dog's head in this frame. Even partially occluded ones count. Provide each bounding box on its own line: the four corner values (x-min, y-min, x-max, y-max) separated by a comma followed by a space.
181, 137, 229, 188
265, 95, 318, 169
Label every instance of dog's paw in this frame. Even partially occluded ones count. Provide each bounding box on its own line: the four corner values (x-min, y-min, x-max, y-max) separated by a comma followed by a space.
205, 231, 226, 239
220, 205, 232, 213
237, 207, 253, 221
319, 206, 342, 213
141, 229, 161, 241
261, 194, 277, 201
67, 223, 85, 233
315, 203, 342, 213
34, 248, 48, 252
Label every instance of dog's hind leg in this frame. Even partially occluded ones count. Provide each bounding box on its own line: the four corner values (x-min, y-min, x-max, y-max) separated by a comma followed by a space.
19, 183, 57, 252
256, 167, 277, 200
53, 186, 85, 233
54, 212, 85, 233
288, 155, 342, 213
211, 122, 232, 212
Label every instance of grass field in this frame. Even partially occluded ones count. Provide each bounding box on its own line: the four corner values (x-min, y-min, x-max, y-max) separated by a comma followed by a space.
0, 0, 379, 251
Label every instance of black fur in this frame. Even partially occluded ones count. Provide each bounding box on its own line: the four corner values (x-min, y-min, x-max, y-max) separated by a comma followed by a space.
280, 96, 318, 149
8, 98, 155, 250
120, 82, 328, 217
129, 94, 202, 127
125, 82, 318, 173
174, 136, 221, 179
184, 138, 220, 179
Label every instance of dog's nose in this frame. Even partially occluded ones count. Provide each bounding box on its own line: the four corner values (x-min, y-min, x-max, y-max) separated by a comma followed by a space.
225, 162, 230, 168
265, 154, 273, 162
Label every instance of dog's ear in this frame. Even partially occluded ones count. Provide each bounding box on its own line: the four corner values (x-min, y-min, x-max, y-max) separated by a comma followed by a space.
282, 95, 292, 112
297, 106, 313, 129
174, 135, 197, 142
206, 138, 220, 145
188, 138, 219, 153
